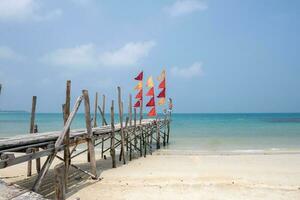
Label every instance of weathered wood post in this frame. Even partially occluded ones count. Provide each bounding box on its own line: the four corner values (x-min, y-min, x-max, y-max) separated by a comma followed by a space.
117, 87, 126, 164
63, 80, 71, 190
27, 95, 37, 177
101, 94, 106, 159
93, 92, 98, 128
167, 112, 170, 144
54, 163, 65, 200
33, 95, 83, 192
82, 90, 97, 179
129, 94, 132, 126
134, 108, 137, 150
110, 100, 116, 168
34, 125, 40, 173
163, 112, 167, 146
156, 119, 160, 149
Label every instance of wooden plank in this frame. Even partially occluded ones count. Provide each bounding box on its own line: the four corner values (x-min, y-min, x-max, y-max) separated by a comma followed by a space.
54, 163, 65, 200
27, 95, 37, 177
0, 180, 47, 200
82, 90, 97, 179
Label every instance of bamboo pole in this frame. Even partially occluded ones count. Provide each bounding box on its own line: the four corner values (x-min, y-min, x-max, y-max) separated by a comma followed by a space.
129, 94, 132, 126
63, 80, 71, 190
139, 99, 142, 125
82, 90, 97, 179
93, 92, 98, 128
110, 100, 116, 168
101, 94, 105, 159
27, 96, 36, 177
34, 125, 40, 173
134, 108, 137, 150
156, 120, 160, 149
117, 87, 126, 164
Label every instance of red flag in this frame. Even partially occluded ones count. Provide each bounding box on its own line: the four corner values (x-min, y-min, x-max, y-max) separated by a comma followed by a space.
146, 87, 154, 96
134, 100, 141, 108
148, 107, 156, 117
146, 97, 155, 107
157, 88, 165, 98
159, 79, 165, 89
135, 89, 143, 99
134, 71, 143, 81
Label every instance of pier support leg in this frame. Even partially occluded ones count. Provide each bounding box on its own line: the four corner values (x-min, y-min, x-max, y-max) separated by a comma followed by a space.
156, 122, 160, 149
54, 163, 66, 200
110, 100, 116, 168
83, 90, 97, 179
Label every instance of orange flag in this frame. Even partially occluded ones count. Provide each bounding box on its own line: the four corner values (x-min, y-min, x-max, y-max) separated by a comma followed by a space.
159, 79, 165, 89
134, 100, 141, 108
135, 89, 143, 99
148, 107, 156, 117
134, 81, 143, 90
146, 87, 154, 96
146, 97, 155, 107
146, 76, 154, 88
134, 71, 143, 80
158, 98, 165, 105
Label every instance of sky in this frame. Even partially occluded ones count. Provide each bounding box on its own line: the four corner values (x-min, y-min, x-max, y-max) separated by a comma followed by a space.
0, 0, 299, 113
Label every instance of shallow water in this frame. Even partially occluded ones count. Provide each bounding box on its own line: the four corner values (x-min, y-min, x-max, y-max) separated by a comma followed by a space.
0, 113, 300, 151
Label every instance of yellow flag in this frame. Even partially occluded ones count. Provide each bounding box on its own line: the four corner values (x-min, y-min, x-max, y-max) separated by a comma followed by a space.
146, 76, 154, 88
158, 97, 165, 105
134, 81, 143, 90
157, 70, 166, 81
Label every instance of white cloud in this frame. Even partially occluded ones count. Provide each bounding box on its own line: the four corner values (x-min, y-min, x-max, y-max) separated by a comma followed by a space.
0, 0, 62, 22
0, 46, 23, 60
171, 62, 203, 78
166, 0, 207, 17
99, 41, 156, 66
41, 44, 98, 68
41, 41, 156, 69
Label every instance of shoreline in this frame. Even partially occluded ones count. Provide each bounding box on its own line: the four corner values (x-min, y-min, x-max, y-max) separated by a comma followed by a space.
0, 150, 300, 199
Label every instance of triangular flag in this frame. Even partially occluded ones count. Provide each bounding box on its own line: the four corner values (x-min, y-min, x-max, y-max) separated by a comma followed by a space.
134, 100, 141, 108
146, 76, 154, 88
135, 89, 143, 99
148, 107, 156, 117
159, 79, 165, 89
146, 87, 154, 96
158, 97, 165, 105
157, 70, 166, 81
134, 81, 143, 90
146, 97, 155, 107
134, 71, 143, 81
157, 88, 166, 98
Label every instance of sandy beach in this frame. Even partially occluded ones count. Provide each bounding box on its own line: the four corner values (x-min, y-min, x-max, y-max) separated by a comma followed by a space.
1, 150, 300, 200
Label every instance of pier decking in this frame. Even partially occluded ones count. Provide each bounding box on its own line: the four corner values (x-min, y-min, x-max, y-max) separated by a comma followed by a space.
0, 82, 172, 199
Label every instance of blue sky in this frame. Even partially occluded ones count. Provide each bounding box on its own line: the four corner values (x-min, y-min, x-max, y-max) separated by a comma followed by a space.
0, 0, 299, 113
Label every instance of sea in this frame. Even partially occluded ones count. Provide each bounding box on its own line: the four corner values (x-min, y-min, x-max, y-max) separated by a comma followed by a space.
1, 113, 300, 153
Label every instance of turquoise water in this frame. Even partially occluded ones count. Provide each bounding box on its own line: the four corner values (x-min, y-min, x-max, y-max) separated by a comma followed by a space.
1, 113, 300, 151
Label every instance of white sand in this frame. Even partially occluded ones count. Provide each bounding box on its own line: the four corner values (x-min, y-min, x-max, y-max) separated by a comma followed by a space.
1, 151, 300, 200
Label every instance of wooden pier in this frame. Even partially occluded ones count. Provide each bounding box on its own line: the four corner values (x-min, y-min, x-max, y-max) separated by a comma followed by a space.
0, 81, 172, 199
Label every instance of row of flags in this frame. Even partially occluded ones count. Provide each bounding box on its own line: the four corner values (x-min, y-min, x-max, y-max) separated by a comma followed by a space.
133, 70, 166, 117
